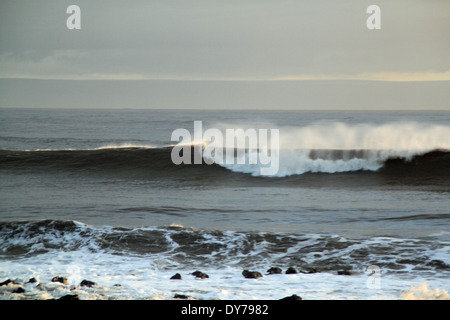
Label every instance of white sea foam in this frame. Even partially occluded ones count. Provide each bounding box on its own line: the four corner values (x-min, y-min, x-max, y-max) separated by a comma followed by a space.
211, 121, 450, 176
1, 223, 449, 300
95, 144, 158, 150
1, 251, 448, 300
18, 144, 159, 152
401, 283, 449, 300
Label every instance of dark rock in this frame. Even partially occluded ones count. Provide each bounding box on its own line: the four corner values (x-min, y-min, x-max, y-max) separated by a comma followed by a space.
285, 267, 298, 274
192, 271, 209, 279
51, 276, 68, 284
280, 294, 303, 300
337, 270, 352, 276
80, 280, 97, 288
170, 273, 182, 280
174, 294, 189, 299
13, 287, 26, 294
27, 278, 37, 283
267, 267, 282, 274
0, 279, 20, 286
113, 284, 122, 287
58, 294, 80, 301
242, 270, 263, 279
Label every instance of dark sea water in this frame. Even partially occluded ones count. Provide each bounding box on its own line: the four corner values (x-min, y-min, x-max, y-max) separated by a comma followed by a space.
1, 108, 449, 300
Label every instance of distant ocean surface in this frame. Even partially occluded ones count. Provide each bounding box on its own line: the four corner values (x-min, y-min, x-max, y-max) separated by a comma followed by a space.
1, 108, 449, 300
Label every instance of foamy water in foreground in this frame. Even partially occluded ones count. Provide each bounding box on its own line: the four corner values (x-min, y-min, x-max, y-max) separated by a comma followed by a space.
1, 221, 449, 300
1, 253, 449, 300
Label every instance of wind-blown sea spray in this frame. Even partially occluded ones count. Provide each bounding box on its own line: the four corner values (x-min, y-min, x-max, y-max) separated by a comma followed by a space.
212, 121, 450, 176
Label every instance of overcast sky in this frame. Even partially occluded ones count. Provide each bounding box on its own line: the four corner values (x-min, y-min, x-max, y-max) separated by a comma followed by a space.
0, 0, 449, 109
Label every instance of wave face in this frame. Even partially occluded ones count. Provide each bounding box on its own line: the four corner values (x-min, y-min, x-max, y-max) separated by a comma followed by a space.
222, 148, 450, 177
1, 146, 449, 181
1, 122, 449, 185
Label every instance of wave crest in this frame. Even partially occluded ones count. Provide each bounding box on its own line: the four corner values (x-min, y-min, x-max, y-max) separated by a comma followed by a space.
1, 122, 449, 179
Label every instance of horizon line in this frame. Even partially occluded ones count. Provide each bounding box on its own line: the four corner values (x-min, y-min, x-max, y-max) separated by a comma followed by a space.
1, 71, 450, 82
1, 106, 449, 111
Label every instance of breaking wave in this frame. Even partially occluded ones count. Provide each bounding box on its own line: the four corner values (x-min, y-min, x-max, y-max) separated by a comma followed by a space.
1, 122, 449, 180
0, 146, 448, 179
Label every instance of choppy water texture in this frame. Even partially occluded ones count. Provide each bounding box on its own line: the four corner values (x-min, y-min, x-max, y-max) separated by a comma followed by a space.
0, 109, 449, 299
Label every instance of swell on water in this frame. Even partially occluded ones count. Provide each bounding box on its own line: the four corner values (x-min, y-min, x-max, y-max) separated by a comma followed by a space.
1, 122, 449, 182
0, 146, 448, 178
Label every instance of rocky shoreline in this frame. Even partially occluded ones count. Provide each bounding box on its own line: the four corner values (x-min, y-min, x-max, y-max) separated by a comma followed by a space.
1, 266, 354, 300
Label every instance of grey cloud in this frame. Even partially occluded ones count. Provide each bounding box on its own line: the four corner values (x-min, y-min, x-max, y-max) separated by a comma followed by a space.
1, 0, 449, 79
0, 1, 449, 110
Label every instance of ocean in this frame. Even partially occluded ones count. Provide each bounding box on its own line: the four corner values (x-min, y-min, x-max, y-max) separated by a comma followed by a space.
0, 108, 449, 300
